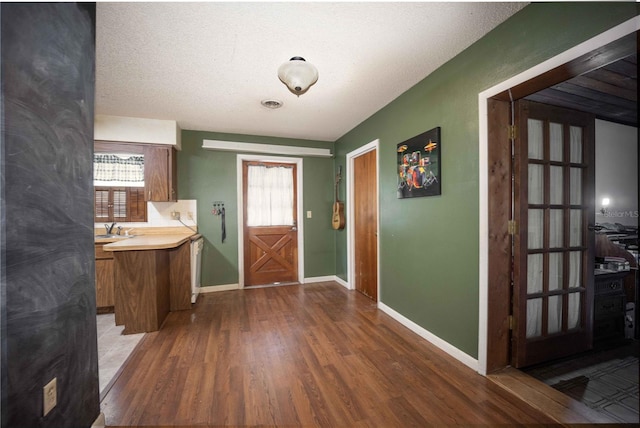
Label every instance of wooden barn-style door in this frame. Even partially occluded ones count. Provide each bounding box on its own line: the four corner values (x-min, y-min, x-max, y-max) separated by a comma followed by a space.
242, 160, 298, 287
512, 100, 596, 368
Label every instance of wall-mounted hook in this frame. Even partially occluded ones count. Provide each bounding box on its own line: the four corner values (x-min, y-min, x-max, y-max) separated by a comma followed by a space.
211, 200, 225, 216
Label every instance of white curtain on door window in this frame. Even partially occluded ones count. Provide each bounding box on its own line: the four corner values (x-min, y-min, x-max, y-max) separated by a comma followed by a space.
247, 165, 294, 226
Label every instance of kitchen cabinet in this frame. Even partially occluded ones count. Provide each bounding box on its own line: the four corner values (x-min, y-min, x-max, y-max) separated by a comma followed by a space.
95, 243, 115, 312
107, 236, 192, 334
144, 145, 177, 202
594, 271, 627, 347
95, 140, 177, 203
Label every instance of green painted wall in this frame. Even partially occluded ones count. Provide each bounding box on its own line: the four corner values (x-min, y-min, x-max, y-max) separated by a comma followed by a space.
334, 3, 639, 358
178, 130, 336, 286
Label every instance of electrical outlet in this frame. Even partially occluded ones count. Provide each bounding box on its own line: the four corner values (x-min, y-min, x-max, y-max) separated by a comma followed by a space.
171, 211, 181, 220
43, 377, 57, 416
307, 211, 312, 218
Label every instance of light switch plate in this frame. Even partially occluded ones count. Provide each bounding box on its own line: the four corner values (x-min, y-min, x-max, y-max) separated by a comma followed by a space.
43, 377, 57, 416
306, 211, 312, 218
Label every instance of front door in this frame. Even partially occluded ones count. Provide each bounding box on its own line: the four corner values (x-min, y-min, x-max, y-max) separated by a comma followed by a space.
512, 100, 596, 368
353, 149, 378, 300
242, 161, 298, 287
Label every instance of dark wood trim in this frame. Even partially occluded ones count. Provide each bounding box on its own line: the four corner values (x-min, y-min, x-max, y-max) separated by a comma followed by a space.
486, 98, 512, 373
488, 368, 614, 424
511, 99, 530, 367
492, 33, 636, 102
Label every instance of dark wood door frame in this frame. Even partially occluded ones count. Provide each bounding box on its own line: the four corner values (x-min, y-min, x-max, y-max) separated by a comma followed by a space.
483, 27, 637, 374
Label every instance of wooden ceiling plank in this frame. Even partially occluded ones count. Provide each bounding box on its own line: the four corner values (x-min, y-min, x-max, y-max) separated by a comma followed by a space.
602, 54, 637, 78
526, 90, 637, 127
586, 68, 637, 91
568, 75, 637, 101
551, 82, 637, 108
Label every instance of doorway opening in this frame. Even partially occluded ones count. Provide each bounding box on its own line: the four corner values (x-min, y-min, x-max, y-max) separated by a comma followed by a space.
480, 16, 638, 374
480, 18, 638, 424
237, 155, 305, 288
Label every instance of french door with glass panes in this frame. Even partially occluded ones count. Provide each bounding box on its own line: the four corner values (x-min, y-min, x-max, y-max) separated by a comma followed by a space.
512, 100, 595, 368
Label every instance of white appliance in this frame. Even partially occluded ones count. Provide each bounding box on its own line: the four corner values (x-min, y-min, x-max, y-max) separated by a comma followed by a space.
190, 236, 204, 303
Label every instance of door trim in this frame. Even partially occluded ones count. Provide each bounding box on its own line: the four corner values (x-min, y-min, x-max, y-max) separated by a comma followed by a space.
236, 154, 304, 288
478, 17, 639, 375
346, 139, 380, 302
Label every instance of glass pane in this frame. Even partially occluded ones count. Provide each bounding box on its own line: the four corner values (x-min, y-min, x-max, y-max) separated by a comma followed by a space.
247, 165, 294, 226
549, 122, 563, 162
570, 126, 583, 163
570, 168, 582, 205
113, 190, 127, 218
528, 119, 544, 160
549, 209, 563, 248
548, 295, 562, 334
569, 251, 582, 289
549, 253, 563, 291
528, 209, 543, 249
528, 164, 544, 205
527, 254, 543, 294
527, 298, 542, 338
570, 209, 582, 246
568, 292, 581, 329
95, 190, 110, 219
550, 166, 563, 205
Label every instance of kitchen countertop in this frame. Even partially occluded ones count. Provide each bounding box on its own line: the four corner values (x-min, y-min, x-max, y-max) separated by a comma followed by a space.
102, 233, 195, 251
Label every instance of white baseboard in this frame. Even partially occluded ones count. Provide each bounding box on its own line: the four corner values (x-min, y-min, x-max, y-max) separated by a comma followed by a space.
198, 277, 348, 293
91, 412, 106, 428
199, 284, 240, 293
305, 275, 339, 284
305, 275, 349, 289
378, 302, 479, 372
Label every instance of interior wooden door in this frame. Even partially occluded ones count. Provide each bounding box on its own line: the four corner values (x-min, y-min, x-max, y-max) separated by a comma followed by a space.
243, 161, 298, 287
353, 149, 378, 300
512, 100, 595, 368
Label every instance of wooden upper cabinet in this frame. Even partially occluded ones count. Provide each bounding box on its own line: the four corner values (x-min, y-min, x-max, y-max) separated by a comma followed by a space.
144, 145, 177, 202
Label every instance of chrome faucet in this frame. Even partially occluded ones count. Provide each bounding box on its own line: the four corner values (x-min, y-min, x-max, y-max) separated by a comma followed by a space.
104, 222, 116, 235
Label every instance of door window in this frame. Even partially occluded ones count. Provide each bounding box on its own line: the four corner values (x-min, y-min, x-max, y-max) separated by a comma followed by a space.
246, 165, 294, 226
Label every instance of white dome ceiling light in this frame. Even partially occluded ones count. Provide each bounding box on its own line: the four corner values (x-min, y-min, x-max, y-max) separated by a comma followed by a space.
277, 57, 318, 96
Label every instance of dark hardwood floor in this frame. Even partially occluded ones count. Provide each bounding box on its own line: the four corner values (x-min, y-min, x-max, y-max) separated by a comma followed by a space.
101, 282, 557, 426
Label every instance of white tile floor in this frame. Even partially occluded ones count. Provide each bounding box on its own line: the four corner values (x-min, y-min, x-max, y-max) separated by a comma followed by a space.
526, 341, 639, 424
96, 314, 145, 395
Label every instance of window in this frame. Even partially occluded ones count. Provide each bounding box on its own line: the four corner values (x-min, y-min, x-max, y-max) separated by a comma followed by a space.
94, 150, 146, 223
94, 187, 146, 223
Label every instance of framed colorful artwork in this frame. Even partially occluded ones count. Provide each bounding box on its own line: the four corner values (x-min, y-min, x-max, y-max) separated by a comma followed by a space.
397, 126, 441, 198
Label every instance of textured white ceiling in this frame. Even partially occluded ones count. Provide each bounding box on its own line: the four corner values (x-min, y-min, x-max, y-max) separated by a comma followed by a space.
96, 2, 527, 142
